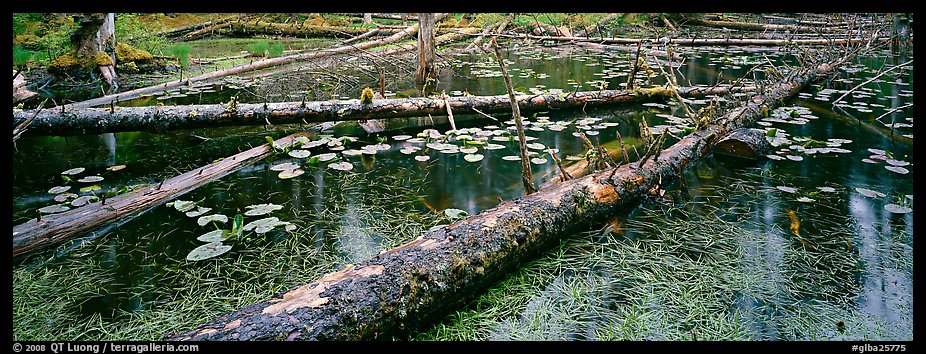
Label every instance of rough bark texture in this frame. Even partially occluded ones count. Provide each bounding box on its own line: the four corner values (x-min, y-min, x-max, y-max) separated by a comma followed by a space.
496, 33, 893, 46
217, 22, 389, 39
166, 54, 852, 341
416, 13, 436, 83
12, 132, 310, 259
712, 128, 772, 159
16, 86, 748, 137
62, 15, 448, 110
685, 18, 834, 33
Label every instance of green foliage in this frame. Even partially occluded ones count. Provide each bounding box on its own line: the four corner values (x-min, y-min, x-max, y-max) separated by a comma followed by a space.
168, 44, 192, 68
246, 41, 270, 57
13, 46, 33, 67
360, 87, 375, 104
267, 42, 285, 58
115, 13, 169, 55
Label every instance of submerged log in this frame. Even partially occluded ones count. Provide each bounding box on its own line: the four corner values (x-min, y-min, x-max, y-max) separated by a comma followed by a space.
166, 51, 854, 341
15, 85, 751, 137
60, 14, 448, 110
12, 132, 310, 260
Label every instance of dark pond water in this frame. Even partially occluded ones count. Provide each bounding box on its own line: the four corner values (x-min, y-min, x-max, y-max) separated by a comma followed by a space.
12, 39, 913, 340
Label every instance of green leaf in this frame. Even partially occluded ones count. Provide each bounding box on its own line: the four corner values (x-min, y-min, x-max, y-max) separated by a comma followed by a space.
197, 214, 228, 226
172, 200, 197, 212
244, 203, 283, 216
444, 208, 468, 220
186, 241, 232, 261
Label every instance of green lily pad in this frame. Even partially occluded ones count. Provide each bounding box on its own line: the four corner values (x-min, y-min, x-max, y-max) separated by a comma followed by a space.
243, 217, 286, 234
197, 214, 228, 226
444, 208, 468, 219
38, 204, 70, 214
244, 203, 283, 216
531, 157, 548, 165
316, 153, 337, 162
70, 195, 99, 207
79, 185, 102, 193
502, 155, 522, 161
54, 192, 78, 203
415, 155, 431, 162
48, 186, 72, 194
270, 162, 300, 171
460, 147, 479, 154
464, 154, 484, 163
796, 197, 815, 203
855, 188, 885, 198
197, 229, 231, 242
885, 165, 909, 174
287, 149, 312, 158
106, 165, 126, 171
776, 186, 797, 194
817, 187, 837, 193
186, 241, 233, 261
61, 167, 86, 175
172, 200, 197, 212
278, 169, 305, 179
393, 135, 412, 141
342, 149, 363, 156
484, 143, 506, 150
884, 204, 913, 214
329, 162, 353, 171
185, 206, 212, 218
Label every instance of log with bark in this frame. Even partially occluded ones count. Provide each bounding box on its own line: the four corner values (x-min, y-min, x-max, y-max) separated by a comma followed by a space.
683, 18, 837, 33
12, 132, 311, 260
215, 22, 396, 39
489, 32, 894, 47
165, 50, 855, 341
59, 14, 448, 110
15, 85, 751, 137
127, 16, 236, 41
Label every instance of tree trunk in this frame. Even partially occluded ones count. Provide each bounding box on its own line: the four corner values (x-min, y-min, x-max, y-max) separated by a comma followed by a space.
16, 85, 751, 137
213, 22, 384, 39
493, 32, 893, 46
60, 14, 448, 110
67, 13, 117, 87
12, 132, 311, 260
166, 53, 855, 342
416, 13, 436, 85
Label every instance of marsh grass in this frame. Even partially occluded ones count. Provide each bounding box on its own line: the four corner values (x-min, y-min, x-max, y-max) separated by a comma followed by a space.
415, 169, 912, 341
13, 161, 444, 341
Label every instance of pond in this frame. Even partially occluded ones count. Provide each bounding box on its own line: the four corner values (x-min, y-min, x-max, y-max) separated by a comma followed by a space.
12, 38, 913, 341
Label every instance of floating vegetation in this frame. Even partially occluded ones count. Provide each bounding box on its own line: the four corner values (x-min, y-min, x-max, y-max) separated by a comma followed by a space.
38, 204, 70, 214
316, 153, 337, 162
464, 154, 485, 163
78, 185, 101, 193
443, 208, 468, 220
77, 176, 104, 183
329, 162, 353, 171
270, 162, 300, 171
105, 165, 126, 171
186, 241, 233, 261
70, 195, 99, 207
196, 229, 229, 242
244, 203, 283, 216
184, 207, 212, 218
196, 214, 228, 226
884, 204, 913, 214
243, 217, 290, 234
855, 187, 886, 198
61, 167, 86, 175
415, 155, 431, 162
776, 186, 797, 193
48, 186, 71, 194
885, 165, 909, 175
278, 169, 304, 179
287, 149, 312, 158
169, 200, 197, 213
54, 193, 78, 203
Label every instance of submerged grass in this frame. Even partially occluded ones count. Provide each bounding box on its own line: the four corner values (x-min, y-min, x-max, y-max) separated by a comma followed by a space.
415, 169, 912, 341
12, 162, 445, 340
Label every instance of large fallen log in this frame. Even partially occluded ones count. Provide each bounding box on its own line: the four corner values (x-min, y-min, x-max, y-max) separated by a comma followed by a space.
166, 51, 855, 341
12, 132, 311, 260
60, 14, 448, 110
215, 22, 398, 39
15, 85, 750, 137
491, 32, 893, 46
683, 18, 837, 33
126, 16, 236, 41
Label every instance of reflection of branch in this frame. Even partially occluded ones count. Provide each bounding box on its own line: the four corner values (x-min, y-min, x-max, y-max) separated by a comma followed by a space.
832, 59, 913, 105
875, 103, 913, 123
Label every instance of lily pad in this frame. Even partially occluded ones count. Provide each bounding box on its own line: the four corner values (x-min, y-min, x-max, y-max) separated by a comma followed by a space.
48, 186, 71, 194
527, 143, 546, 150
460, 147, 479, 154
885, 165, 909, 174
54, 192, 78, 203
785, 155, 804, 161
796, 197, 816, 203
270, 162, 300, 171
245, 203, 284, 216
278, 169, 305, 179
186, 241, 233, 261
316, 153, 337, 162
79, 185, 102, 193
287, 149, 312, 158
185, 206, 212, 218
444, 208, 468, 219
817, 187, 837, 193
61, 167, 86, 175
414, 155, 431, 162
464, 154, 484, 163
502, 155, 522, 161
484, 143, 505, 150
197, 229, 231, 242
855, 188, 886, 198
106, 165, 126, 171
531, 157, 548, 165
393, 135, 412, 141
243, 217, 286, 234
885, 159, 910, 167
329, 162, 354, 171
884, 204, 913, 214
38, 204, 70, 214
776, 186, 797, 194
70, 195, 99, 207
172, 200, 197, 212
78, 176, 104, 183
197, 214, 228, 226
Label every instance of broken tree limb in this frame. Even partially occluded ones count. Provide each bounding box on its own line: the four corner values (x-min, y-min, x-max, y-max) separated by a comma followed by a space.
12, 132, 311, 259
167, 49, 854, 342
14, 85, 752, 136
491, 37, 535, 195
60, 15, 448, 110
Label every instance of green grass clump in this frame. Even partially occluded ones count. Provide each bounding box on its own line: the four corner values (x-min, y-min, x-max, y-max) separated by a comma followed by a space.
13, 46, 33, 67
246, 41, 270, 57
167, 44, 192, 68
267, 42, 285, 58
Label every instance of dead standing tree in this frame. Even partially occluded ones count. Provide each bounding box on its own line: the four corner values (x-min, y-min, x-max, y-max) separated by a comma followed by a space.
416, 13, 437, 93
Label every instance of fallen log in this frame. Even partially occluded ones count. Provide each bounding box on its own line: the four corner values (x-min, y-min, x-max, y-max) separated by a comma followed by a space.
215, 22, 398, 39
340, 13, 418, 21
489, 32, 893, 46
15, 85, 751, 137
574, 13, 621, 38
12, 132, 311, 260
127, 16, 236, 41
683, 18, 837, 33
60, 14, 448, 110
166, 50, 855, 341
